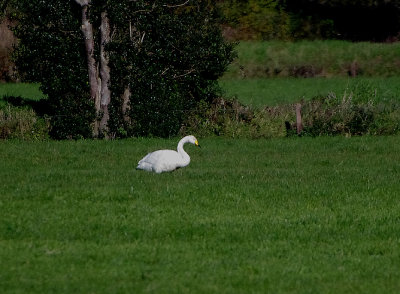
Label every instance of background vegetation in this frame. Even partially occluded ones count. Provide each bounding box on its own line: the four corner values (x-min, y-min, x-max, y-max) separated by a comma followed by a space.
6, 0, 235, 139
225, 41, 400, 79
1, 1, 399, 140
2, 39, 400, 140
217, 0, 400, 41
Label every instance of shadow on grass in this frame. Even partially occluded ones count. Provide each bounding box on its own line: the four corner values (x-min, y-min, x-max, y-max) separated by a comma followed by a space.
2, 95, 50, 116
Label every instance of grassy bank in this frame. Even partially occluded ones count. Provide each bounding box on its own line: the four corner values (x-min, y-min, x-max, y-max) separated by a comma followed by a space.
1, 137, 400, 293
225, 40, 400, 78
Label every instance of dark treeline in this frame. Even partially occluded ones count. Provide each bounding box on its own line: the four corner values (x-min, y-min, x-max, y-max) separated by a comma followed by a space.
1, 0, 399, 82
217, 0, 400, 42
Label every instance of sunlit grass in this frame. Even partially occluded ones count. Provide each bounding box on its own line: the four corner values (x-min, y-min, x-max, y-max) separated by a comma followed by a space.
1, 137, 400, 293
220, 76, 400, 107
0, 83, 45, 101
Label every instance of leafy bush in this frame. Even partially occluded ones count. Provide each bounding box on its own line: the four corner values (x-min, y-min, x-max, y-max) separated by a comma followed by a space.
48, 92, 95, 140
106, 1, 235, 138
0, 104, 49, 140
181, 97, 293, 138
10, 1, 95, 139
10, 0, 235, 139
218, 0, 400, 41
281, 0, 400, 41
294, 91, 400, 137
181, 98, 255, 138
300, 94, 375, 136
372, 102, 400, 135
218, 0, 291, 40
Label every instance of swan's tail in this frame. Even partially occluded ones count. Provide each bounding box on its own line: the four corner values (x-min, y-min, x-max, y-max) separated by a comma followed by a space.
136, 161, 153, 172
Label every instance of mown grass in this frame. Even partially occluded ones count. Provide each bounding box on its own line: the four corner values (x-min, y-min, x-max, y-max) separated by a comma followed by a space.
1, 137, 400, 293
220, 76, 400, 107
225, 40, 400, 78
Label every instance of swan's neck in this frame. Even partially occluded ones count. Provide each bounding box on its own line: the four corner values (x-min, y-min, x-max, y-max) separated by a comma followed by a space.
177, 138, 190, 167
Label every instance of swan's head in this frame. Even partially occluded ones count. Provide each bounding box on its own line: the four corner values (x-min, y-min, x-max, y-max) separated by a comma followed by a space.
186, 135, 200, 147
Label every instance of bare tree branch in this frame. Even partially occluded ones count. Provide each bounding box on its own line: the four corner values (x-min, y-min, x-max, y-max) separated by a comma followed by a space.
161, 67, 170, 76
140, 31, 146, 43
132, 9, 152, 14
164, 0, 190, 8
132, 2, 156, 14
173, 68, 195, 79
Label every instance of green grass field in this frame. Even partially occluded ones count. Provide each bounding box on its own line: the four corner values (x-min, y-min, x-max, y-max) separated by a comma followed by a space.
3, 78, 399, 110
0, 83, 45, 100
2, 39, 400, 292
225, 40, 400, 78
220, 76, 400, 107
1, 137, 400, 293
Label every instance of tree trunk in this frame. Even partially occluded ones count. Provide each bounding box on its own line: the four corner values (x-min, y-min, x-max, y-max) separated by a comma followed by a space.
122, 87, 131, 123
75, 0, 100, 136
99, 11, 111, 137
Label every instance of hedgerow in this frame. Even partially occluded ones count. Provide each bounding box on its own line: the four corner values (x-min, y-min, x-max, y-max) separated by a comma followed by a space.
181, 94, 400, 138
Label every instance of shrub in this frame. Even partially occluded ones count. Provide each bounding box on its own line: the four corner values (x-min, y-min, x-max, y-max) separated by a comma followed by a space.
300, 94, 375, 136
181, 97, 293, 138
182, 92, 400, 139
218, 0, 291, 41
295, 92, 400, 137
181, 98, 255, 138
10, 1, 235, 139
370, 102, 400, 135
0, 104, 49, 140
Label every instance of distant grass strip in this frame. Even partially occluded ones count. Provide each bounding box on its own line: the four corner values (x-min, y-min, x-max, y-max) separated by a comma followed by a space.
1, 137, 400, 293
225, 40, 400, 78
0, 83, 45, 101
220, 77, 400, 107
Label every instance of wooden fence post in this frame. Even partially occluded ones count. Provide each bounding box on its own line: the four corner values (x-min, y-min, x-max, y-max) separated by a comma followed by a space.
296, 103, 303, 134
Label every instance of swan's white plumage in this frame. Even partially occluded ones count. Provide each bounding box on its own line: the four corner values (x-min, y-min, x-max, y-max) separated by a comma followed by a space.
137, 135, 199, 173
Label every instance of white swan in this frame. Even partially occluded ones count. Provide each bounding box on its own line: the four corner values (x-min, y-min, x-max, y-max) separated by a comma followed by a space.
137, 135, 200, 173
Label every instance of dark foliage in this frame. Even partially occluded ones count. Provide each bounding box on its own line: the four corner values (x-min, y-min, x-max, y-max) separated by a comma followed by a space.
10, 0, 235, 138
10, 1, 95, 139
3, 95, 50, 116
217, 0, 400, 41
106, 0, 235, 137
300, 96, 376, 136
280, 0, 400, 41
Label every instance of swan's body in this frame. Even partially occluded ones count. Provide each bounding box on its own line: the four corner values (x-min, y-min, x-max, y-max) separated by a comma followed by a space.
137, 135, 200, 173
